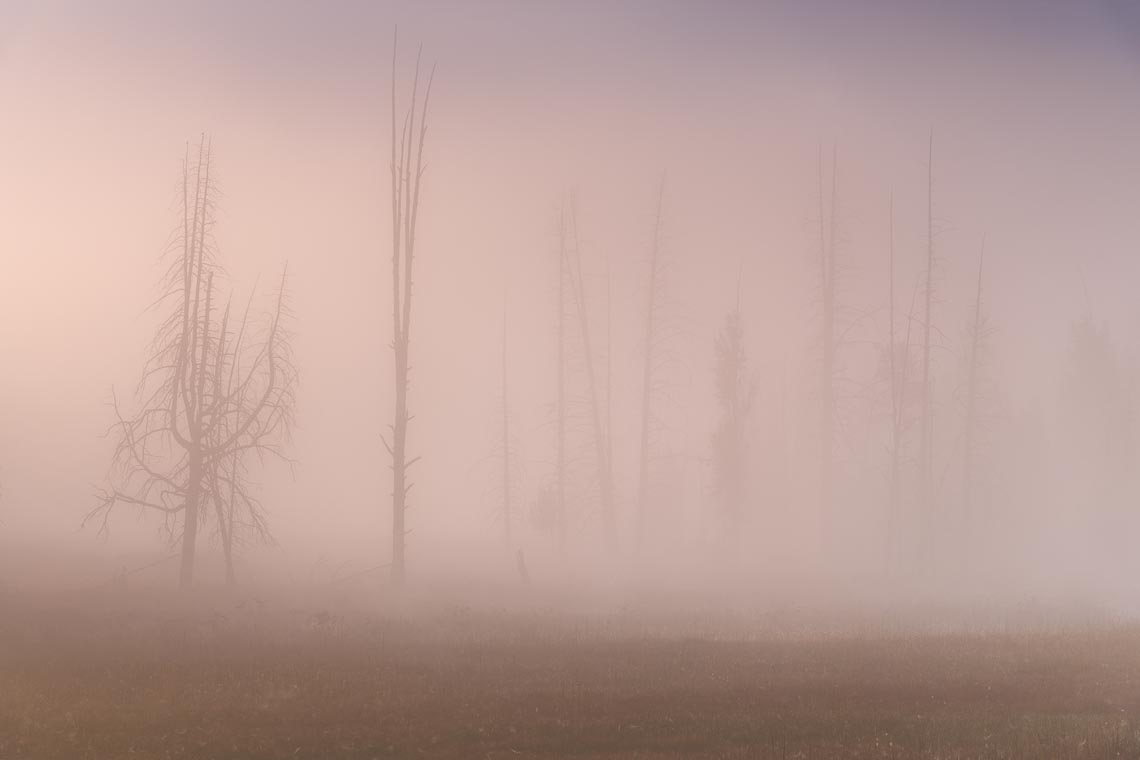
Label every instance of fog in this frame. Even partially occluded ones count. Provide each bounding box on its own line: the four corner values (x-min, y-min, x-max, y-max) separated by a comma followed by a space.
3, 0, 1140, 614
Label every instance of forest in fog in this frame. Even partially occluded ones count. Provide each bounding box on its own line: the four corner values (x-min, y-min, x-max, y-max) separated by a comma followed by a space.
13, 3, 1140, 758
1, 0, 1140, 610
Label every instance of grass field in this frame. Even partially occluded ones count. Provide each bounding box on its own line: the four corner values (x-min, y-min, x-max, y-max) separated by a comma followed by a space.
2, 593, 1140, 759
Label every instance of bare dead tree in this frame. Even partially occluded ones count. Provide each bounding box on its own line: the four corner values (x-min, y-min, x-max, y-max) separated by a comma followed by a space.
205, 285, 296, 587
917, 131, 938, 561
960, 239, 991, 554
884, 196, 921, 570
710, 282, 757, 545
383, 33, 436, 586
539, 204, 594, 548
501, 297, 512, 547
565, 202, 616, 542
636, 179, 667, 547
211, 447, 248, 586
556, 207, 569, 549
1061, 313, 1137, 558
818, 147, 838, 543
886, 196, 899, 563
604, 252, 614, 540
477, 288, 524, 551
87, 138, 296, 589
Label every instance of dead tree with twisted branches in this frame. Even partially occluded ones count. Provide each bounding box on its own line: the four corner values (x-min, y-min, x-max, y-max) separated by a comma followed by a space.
87, 138, 296, 589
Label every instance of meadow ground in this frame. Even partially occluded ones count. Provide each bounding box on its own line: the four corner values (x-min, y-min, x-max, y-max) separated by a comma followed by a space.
2, 591, 1140, 759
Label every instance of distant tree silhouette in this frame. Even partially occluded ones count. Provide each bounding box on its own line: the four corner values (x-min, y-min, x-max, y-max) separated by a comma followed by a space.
383, 33, 436, 586
959, 241, 993, 556
917, 132, 939, 565
495, 297, 524, 547
636, 179, 668, 548
710, 291, 756, 544
1062, 315, 1136, 531
817, 147, 839, 546
87, 138, 296, 588
555, 207, 569, 548
564, 202, 616, 543
882, 196, 921, 569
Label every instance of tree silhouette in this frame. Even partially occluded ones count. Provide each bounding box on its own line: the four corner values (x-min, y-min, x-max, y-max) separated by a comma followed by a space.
87, 138, 296, 588
383, 33, 436, 585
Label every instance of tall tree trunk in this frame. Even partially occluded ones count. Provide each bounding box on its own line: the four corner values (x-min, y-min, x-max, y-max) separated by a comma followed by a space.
501, 299, 511, 547
224, 449, 239, 586
918, 131, 936, 565
388, 36, 407, 586
212, 454, 238, 588
886, 198, 920, 574
604, 256, 613, 539
386, 37, 434, 586
567, 205, 616, 542
556, 210, 568, 550
180, 269, 213, 590
180, 449, 202, 588
819, 147, 837, 545
220, 514, 236, 587
636, 180, 665, 547
220, 502, 236, 587
961, 241, 985, 558
887, 195, 900, 568
391, 346, 409, 585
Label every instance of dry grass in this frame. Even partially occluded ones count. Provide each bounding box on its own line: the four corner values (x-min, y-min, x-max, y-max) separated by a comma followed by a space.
2, 592, 1140, 758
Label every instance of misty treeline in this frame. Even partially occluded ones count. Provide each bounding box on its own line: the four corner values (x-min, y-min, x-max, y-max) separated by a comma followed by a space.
504, 135, 1138, 591
71, 41, 1138, 593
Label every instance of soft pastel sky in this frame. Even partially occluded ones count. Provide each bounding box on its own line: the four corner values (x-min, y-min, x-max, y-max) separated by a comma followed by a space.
2, 0, 1140, 588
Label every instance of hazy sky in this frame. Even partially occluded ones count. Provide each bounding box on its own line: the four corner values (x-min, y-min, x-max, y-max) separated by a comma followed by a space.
3, 0, 1140, 588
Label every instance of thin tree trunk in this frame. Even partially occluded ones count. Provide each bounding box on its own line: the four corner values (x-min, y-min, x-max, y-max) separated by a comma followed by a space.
388, 34, 407, 585
886, 199, 923, 572
211, 477, 236, 588
223, 449, 239, 587
961, 241, 985, 557
567, 205, 616, 542
215, 302, 250, 589
391, 348, 409, 585
819, 147, 837, 544
887, 195, 900, 568
501, 298, 511, 547
918, 131, 936, 564
636, 180, 665, 547
386, 36, 434, 586
180, 269, 213, 590
604, 255, 613, 537
180, 450, 202, 588
556, 209, 568, 550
